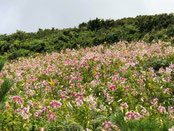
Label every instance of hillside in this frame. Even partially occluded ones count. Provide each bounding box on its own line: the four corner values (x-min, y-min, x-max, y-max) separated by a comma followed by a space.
0, 41, 174, 130
0, 13, 174, 59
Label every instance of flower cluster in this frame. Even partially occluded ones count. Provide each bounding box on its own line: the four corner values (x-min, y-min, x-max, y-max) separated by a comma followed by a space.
50, 100, 62, 109
124, 111, 142, 120
1, 41, 174, 130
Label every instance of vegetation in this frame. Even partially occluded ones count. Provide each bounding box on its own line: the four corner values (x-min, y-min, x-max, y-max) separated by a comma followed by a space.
0, 13, 174, 59
0, 58, 13, 104
0, 42, 173, 130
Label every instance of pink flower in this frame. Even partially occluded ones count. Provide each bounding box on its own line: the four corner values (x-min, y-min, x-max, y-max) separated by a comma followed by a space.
78, 76, 83, 81
109, 84, 116, 92
107, 96, 114, 103
100, 105, 106, 111
50, 100, 62, 109
75, 98, 83, 107
17, 106, 31, 119
86, 95, 97, 109
47, 111, 56, 122
163, 88, 169, 94
134, 112, 142, 119
124, 86, 129, 91
168, 107, 174, 114
11, 96, 24, 104
150, 98, 158, 106
34, 110, 42, 117
141, 108, 149, 116
90, 80, 98, 87
120, 103, 128, 109
103, 90, 108, 97
6, 104, 10, 109
102, 121, 112, 130
158, 106, 166, 113
125, 111, 141, 120
158, 68, 164, 74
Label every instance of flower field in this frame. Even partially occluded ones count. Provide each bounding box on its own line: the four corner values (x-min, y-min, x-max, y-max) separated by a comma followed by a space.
0, 41, 174, 130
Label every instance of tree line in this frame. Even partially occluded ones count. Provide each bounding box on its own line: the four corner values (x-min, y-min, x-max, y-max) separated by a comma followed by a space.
0, 13, 174, 59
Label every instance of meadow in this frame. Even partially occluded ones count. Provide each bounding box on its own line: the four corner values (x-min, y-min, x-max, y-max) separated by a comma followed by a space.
0, 41, 174, 130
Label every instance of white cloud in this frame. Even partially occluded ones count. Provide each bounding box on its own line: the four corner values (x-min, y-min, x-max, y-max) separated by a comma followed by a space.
144, 0, 174, 14
0, 0, 173, 34
0, 0, 27, 34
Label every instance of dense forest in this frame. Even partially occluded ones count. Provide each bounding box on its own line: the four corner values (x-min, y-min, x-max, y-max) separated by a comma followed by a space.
0, 13, 174, 59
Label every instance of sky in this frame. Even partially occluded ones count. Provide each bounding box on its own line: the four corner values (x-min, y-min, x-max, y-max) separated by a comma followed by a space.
0, 0, 174, 34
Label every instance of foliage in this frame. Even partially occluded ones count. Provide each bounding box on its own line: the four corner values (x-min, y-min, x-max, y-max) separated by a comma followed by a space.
0, 58, 13, 104
0, 42, 173, 130
0, 13, 174, 59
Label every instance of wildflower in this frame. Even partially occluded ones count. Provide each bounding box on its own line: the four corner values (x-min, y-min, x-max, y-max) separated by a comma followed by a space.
141, 108, 149, 116
49, 79, 55, 86
150, 98, 158, 106
66, 114, 70, 119
120, 103, 128, 109
149, 83, 154, 89
90, 80, 98, 87
34, 110, 42, 117
47, 111, 56, 122
86, 95, 97, 109
158, 68, 165, 74
17, 106, 31, 119
19, 57, 22, 60
158, 106, 166, 113
125, 111, 141, 120
124, 86, 129, 91
50, 100, 62, 109
102, 121, 112, 130
100, 105, 106, 111
75, 98, 83, 107
163, 88, 169, 94
11, 96, 24, 104
5, 104, 10, 109
168, 107, 174, 114
104, 41, 107, 44
109, 84, 116, 92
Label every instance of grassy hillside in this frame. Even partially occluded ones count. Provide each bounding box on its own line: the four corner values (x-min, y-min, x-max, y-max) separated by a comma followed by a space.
0, 41, 174, 130
0, 13, 174, 59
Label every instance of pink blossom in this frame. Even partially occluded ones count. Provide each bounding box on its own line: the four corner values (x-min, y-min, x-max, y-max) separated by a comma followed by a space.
50, 100, 62, 109
158, 106, 166, 113
158, 68, 164, 74
168, 107, 174, 114
6, 104, 10, 109
78, 76, 83, 81
102, 121, 112, 130
11, 96, 24, 104
124, 86, 129, 91
120, 103, 128, 109
34, 110, 42, 117
141, 108, 149, 116
17, 106, 31, 119
75, 98, 83, 107
47, 111, 56, 122
90, 80, 98, 87
163, 88, 169, 94
125, 111, 141, 120
109, 84, 116, 92
100, 105, 106, 111
150, 98, 158, 106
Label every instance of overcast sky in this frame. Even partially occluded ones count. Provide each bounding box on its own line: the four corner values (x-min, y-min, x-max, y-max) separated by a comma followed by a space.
0, 0, 174, 34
